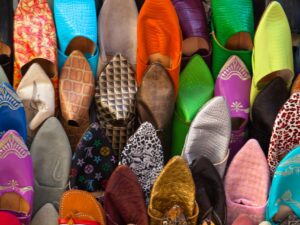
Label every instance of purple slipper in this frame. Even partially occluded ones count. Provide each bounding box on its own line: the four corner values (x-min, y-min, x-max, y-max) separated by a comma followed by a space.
172, 0, 211, 68
0, 130, 34, 225
215, 55, 251, 162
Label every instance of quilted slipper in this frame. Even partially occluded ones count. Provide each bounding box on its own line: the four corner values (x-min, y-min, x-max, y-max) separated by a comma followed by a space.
136, 63, 175, 158
172, 55, 214, 156
95, 54, 137, 155
0, 0, 13, 83
0, 82, 27, 142
250, 1, 294, 108
59, 50, 95, 151
59, 190, 106, 225
13, 0, 58, 106
172, 0, 211, 67
98, 0, 138, 73
215, 55, 251, 162
16, 63, 55, 144
0, 130, 33, 225
191, 157, 226, 225
104, 165, 148, 225
31, 203, 58, 225
54, 0, 99, 77
182, 96, 231, 178
137, 0, 182, 94
120, 122, 164, 204
266, 145, 300, 224
249, 77, 289, 155
225, 139, 270, 225
30, 117, 72, 214
268, 92, 300, 175
148, 156, 199, 225
70, 122, 118, 192
0, 212, 21, 225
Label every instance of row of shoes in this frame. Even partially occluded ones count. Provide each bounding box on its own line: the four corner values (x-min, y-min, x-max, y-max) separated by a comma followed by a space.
0, 0, 300, 225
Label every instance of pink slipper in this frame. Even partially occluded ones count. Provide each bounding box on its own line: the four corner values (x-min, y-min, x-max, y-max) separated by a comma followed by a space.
225, 139, 270, 225
232, 215, 254, 225
268, 92, 300, 175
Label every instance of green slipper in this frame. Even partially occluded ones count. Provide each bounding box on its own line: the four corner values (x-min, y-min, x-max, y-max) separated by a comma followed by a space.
171, 55, 214, 156
211, 31, 253, 79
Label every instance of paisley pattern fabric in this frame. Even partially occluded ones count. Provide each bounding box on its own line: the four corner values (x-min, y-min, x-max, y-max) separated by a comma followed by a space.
13, 0, 58, 104
70, 122, 118, 192
268, 92, 300, 174
0, 82, 27, 142
120, 122, 164, 204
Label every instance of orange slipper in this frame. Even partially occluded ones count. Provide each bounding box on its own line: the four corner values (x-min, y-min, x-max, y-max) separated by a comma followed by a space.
137, 0, 182, 94
59, 190, 106, 225
14, 0, 58, 107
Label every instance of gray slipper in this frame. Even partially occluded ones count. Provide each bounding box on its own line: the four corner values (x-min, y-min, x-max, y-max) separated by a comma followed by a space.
31, 203, 58, 225
30, 117, 72, 214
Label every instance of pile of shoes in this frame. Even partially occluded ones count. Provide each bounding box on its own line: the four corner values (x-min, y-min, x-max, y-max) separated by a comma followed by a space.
1, 0, 300, 224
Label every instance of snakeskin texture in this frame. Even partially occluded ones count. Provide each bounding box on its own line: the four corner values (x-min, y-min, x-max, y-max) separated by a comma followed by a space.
14, 0, 58, 105
59, 50, 94, 151
95, 54, 137, 154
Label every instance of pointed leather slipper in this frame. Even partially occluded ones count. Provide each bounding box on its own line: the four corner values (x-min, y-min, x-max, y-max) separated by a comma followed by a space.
104, 165, 148, 225
31, 203, 58, 225
182, 96, 231, 177
225, 139, 270, 225
172, 55, 214, 156
148, 156, 199, 225
30, 117, 72, 214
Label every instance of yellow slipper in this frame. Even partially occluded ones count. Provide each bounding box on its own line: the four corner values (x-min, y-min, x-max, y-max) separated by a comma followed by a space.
250, 1, 294, 110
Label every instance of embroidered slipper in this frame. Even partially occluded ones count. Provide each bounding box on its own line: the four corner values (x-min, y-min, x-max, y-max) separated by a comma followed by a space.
172, 0, 211, 67
120, 122, 164, 204
266, 145, 300, 224
16, 63, 55, 144
268, 92, 300, 175
0, 0, 13, 83
136, 63, 175, 157
148, 156, 199, 225
95, 54, 137, 155
59, 50, 95, 151
31, 203, 58, 225
0, 82, 26, 142
30, 117, 72, 214
191, 157, 226, 225
70, 122, 118, 192
0, 66, 9, 84
225, 139, 270, 225
232, 215, 254, 225
137, 0, 182, 94
54, 0, 99, 77
98, 0, 138, 73
249, 77, 289, 155
59, 190, 106, 225
0, 130, 33, 225
172, 55, 214, 156
215, 55, 251, 162
14, 0, 58, 106
0, 212, 21, 225
250, 1, 294, 108
104, 165, 148, 225
182, 96, 231, 178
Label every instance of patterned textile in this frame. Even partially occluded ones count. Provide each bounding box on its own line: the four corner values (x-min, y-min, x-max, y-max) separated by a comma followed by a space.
268, 92, 300, 175
13, 0, 58, 106
120, 122, 164, 204
70, 122, 118, 192
0, 82, 27, 142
